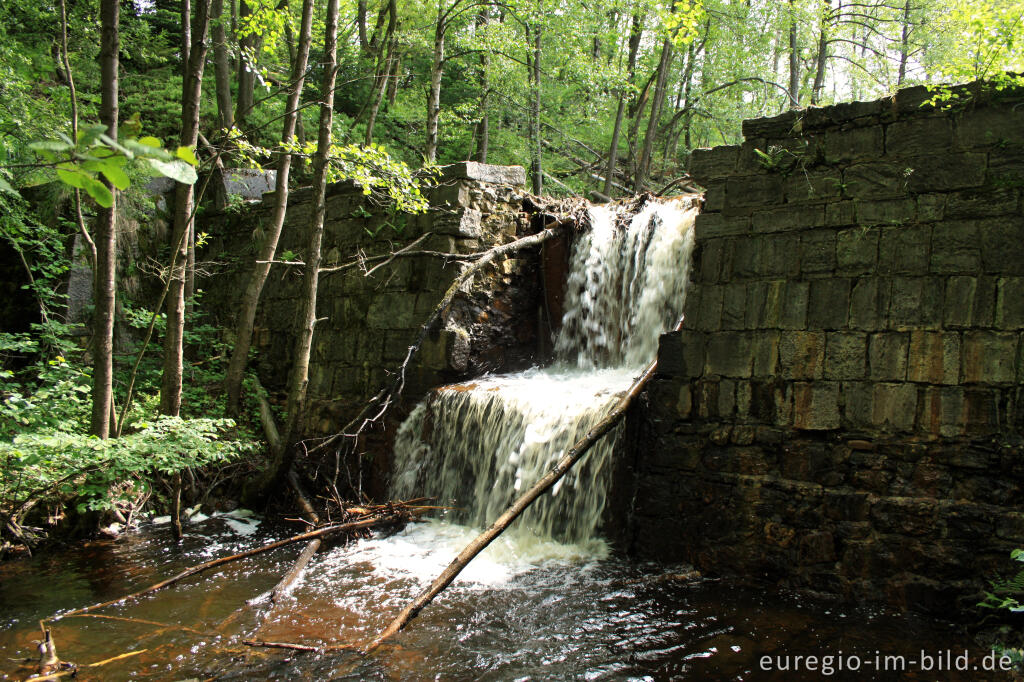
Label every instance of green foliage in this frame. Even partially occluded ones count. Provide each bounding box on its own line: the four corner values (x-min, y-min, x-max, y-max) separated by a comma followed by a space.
980, 549, 1024, 613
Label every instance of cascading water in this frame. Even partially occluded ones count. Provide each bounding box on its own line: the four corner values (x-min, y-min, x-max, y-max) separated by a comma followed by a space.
391, 198, 698, 556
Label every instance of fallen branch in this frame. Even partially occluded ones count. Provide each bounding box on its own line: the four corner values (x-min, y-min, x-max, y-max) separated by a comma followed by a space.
58, 511, 419, 617
363, 324, 676, 653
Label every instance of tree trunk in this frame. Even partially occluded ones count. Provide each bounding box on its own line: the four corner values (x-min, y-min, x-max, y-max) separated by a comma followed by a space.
636, 35, 673, 192
91, 0, 119, 439
898, 0, 911, 85
425, 18, 445, 162
263, 0, 341, 493
235, 0, 256, 127
810, 4, 829, 105
603, 13, 642, 196
530, 23, 542, 195
364, 0, 397, 146
182, 0, 191, 69
224, 0, 315, 418
212, 0, 234, 130
160, 0, 211, 417
473, 6, 490, 163
788, 0, 800, 107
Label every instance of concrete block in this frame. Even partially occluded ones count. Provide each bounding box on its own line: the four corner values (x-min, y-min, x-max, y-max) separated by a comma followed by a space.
688, 145, 740, 181
878, 224, 931, 274
906, 153, 987, 193
440, 161, 526, 186
886, 118, 953, 155
751, 204, 826, 233
872, 382, 918, 432
706, 332, 754, 378
996, 277, 1024, 328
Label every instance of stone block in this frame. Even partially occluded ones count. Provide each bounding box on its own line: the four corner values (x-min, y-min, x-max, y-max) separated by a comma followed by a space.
826, 200, 857, 227
430, 181, 470, 207
878, 224, 931, 275
886, 118, 953, 156
745, 280, 783, 329
889, 277, 943, 329
807, 278, 851, 329
432, 208, 482, 237
931, 220, 981, 274
742, 111, 802, 139
980, 216, 1024, 274
872, 382, 918, 432
837, 227, 878, 275
962, 331, 1018, 383
824, 126, 884, 163
440, 161, 526, 186
703, 179, 726, 212
841, 381, 874, 429
780, 281, 809, 329
906, 153, 987, 193
793, 381, 841, 430
849, 277, 887, 330
705, 332, 754, 377
907, 331, 961, 385
857, 199, 917, 226
780, 331, 826, 379
916, 194, 946, 222
658, 330, 706, 378
688, 145, 740, 181
784, 168, 843, 203
725, 174, 783, 209
718, 378, 737, 417
800, 229, 837, 274
987, 149, 1024, 187
869, 332, 909, 381
996, 277, 1024, 328
957, 107, 1024, 149
844, 162, 911, 199
366, 293, 417, 330
694, 284, 724, 332
752, 331, 781, 376
731, 238, 761, 278
759, 233, 801, 277
824, 332, 867, 380
722, 282, 748, 330
697, 378, 721, 418
943, 276, 978, 328
751, 204, 825, 233
695, 213, 750, 239
946, 188, 1018, 219
699, 238, 729, 283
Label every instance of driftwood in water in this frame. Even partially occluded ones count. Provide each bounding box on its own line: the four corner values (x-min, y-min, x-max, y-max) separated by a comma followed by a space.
364, 338, 672, 653
59, 510, 421, 617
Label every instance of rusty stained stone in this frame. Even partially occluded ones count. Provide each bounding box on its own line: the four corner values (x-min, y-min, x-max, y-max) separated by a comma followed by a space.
780, 331, 826, 379
962, 331, 1018, 383
907, 331, 961, 385
793, 381, 840, 430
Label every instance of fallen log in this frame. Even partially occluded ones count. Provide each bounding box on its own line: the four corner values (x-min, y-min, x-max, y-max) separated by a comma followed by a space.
363, 330, 675, 653
59, 510, 421, 617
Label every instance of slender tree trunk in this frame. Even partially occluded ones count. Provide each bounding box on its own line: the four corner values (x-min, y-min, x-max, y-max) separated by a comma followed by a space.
425, 17, 445, 162
636, 35, 673, 192
530, 22, 542, 195
604, 13, 642, 196
788, 0, 800, 107
91, 0, 119, 439
473, 6, 490, 163
357, 0, 369, 53
263, 0, 340, 492
364, 0, 397, 145
235, 0, 256, 127
212, 0, 234, 130
182, 0, 191, 68
810, 4, 829, 105
224, 0, 315, 418
160, 0, 211, 417
898, 0, 911, 85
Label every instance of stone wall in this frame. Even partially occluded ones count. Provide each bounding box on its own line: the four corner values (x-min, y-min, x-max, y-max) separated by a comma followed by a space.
632, 82, 1024, 613
204, 162, 539, 442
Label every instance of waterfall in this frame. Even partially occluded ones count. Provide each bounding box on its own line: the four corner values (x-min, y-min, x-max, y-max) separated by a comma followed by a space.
392, 198, 697, 550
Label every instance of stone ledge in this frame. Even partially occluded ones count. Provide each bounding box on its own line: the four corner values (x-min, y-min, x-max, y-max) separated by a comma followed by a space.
440, 161, 527, 187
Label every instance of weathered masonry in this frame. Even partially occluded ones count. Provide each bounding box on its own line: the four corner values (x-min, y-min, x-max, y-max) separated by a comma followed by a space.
632, 81, 1024, 612
205, 162, 539, 443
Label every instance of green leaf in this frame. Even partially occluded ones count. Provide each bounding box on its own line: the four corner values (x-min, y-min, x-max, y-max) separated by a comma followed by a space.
138, 136, 162, 149
148, 158, 198, 184
82, 176, 114, 207
29, 139, 74, 153
55, 168, 88, 190
176, 146, 199, 166
78, 124, 109, 147
100, 165, 131, 191
0, 175, 16, 196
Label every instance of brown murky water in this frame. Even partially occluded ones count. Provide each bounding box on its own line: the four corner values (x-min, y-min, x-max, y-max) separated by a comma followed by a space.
0, 514, 1009, 681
